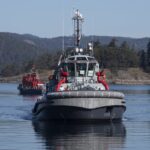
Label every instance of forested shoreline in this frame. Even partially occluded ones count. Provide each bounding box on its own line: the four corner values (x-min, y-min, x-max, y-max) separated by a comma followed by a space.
93, 38, 150, 73
0, 33, 150, 78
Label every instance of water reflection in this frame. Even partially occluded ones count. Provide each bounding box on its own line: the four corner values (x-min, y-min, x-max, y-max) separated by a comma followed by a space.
33, 121, 126, 150
110, 85, 150, 95
22, 95, 42, 102
118, 90, 150, 95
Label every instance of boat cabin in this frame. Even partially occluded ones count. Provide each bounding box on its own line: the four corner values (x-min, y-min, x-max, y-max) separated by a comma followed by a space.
56, 55, 99, 83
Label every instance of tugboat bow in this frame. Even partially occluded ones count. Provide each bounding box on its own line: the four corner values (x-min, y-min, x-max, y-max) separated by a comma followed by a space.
32, 10, 126, 121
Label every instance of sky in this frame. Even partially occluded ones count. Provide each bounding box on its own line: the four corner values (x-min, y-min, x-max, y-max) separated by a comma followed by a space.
0, 0, 150, 38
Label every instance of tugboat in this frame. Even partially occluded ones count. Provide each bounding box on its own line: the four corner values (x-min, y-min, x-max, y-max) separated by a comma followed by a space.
18, 66, 45, 95
32, 10, 126, 121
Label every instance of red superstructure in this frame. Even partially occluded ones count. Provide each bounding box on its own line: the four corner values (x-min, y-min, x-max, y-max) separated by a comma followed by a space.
22, 72, 43, 89
18, 71, 45, 95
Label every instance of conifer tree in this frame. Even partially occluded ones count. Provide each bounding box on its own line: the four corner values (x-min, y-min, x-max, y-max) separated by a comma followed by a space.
147, 41, 150, 66
146, 41, 150, 72
120, 41, 129, 49
108, 38, 117, 47
139, 50, 146, 69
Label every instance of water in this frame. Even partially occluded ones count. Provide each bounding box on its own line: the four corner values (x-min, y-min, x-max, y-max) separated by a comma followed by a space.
0, 83, 150, 150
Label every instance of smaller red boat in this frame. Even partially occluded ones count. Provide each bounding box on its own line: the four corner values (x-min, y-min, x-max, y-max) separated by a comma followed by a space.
18, 71, 45, 95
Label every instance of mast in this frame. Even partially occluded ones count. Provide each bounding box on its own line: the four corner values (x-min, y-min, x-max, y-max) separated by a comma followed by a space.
72, 10, 84, 47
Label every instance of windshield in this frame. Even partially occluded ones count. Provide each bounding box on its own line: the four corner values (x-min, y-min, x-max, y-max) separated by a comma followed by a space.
88, 63, 96, 77
67, 63, 75, 76
76, 63, 87, 77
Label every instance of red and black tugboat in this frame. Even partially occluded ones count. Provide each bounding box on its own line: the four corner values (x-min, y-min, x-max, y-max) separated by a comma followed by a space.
32, 10, 126, 121
18, 67, 45, 95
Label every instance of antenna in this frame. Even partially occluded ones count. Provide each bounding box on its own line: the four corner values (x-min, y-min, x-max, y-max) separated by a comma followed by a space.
72, 9, 84, 47
62, 0, 65, 52
62, 15, 65, 52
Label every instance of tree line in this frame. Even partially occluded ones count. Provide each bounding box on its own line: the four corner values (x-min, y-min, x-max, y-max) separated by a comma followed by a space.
0, 38, 150, 77
93, 39, 150, 73
138, 41, 150, 72
0, 52, 60, 77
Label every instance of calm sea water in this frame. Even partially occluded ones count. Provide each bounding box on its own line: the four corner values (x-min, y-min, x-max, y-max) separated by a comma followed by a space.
0, 83, 150, 150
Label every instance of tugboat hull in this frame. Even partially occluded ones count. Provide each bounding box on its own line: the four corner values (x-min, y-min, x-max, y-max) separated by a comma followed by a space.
33, 105, 125, 121
19, 87, 43, 95
32, 91, 126, 121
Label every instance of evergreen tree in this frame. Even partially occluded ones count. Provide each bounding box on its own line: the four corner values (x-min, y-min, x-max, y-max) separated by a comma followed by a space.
147, 41, 150, 67
108, 38, 117, 47
93, 40, 101, 48
146, 41, 150, 72
138, 50, 146, 69
120, 41, 129, 49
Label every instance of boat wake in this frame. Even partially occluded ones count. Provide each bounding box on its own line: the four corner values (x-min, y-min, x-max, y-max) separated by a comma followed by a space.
0, 86, 41, 121
0, 105, 33, 121
0, 88, 39, 121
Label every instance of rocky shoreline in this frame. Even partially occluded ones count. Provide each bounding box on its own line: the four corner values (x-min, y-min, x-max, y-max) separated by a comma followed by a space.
109, 79, 150, 85
0, 68, 150, 85
1, 78, 150, 85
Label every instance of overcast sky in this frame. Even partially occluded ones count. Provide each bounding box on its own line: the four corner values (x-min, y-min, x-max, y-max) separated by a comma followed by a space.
0, 0, 150, 38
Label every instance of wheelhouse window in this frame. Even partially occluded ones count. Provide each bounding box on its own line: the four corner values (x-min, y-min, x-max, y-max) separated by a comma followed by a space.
88, 57, 94, 60
68, 57, 75, 60
61, 63, 68, 72
76, 57, 87, 61
67, 63, 75, 76
76, 63, 87, 77
88, 63, 96, 77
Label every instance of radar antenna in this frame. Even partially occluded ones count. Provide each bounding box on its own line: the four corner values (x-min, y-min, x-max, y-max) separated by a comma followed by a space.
72, 10, 84, 47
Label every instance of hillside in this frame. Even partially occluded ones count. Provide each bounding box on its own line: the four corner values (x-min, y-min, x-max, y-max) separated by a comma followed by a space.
0, 32, 150, 52
0, 32, 150, 77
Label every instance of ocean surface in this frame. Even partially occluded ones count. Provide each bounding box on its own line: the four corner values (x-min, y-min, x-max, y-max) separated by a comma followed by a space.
0, 83, 150, 150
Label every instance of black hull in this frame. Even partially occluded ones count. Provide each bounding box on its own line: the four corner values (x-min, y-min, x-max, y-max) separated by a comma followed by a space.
19, 88, 43, 95
33, 105, 126, 121
33, 91, 126, 121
